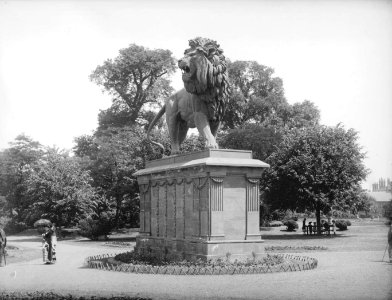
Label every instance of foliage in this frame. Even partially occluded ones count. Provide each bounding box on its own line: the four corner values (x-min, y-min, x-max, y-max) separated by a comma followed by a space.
74, 126, 171, 227
331, 210, 357, 219
223, 60, 320, 131
261, 124, 368, 233
265, 246, 328, 252
219, 124, 281, 161
335, 220, 350, 231
0, 216, 28, 235
223, 61, 287, 129
90, 44, 176, 128
25, 148, 97, 227
0, 134, 44, 222
114, 251, 284, 267
78, 213, 113, 240
0, 291, 151, 300
283, 219, 299, 231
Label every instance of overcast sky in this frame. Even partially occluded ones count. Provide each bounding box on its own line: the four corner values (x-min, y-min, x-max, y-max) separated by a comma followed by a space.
0, 0, 391, 189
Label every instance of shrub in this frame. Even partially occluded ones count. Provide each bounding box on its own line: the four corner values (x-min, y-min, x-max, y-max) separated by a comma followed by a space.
269, 221, 283, 227
0, 217, 28, 234
78, 213, 113, 240
335, 220, 348, 231
114, 251, 284, 267
283, 219, 298, 231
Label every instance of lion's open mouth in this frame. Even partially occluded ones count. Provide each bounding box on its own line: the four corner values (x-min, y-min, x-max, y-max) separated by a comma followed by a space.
181, 66, 191, 74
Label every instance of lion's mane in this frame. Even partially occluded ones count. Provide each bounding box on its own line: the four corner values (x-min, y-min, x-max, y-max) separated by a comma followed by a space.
182, 37, 230, 122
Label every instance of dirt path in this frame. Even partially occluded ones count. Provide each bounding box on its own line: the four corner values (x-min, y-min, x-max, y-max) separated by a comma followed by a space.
1, 224, 391, 300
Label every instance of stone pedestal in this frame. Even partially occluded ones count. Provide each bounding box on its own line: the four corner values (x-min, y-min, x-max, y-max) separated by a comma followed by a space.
133, 149, 269, 261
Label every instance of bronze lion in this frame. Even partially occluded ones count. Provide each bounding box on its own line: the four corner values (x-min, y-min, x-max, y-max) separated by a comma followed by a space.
147, 37, 230, 155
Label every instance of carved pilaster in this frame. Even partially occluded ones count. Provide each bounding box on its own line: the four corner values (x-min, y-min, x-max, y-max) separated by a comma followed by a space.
139, 182, 150, 234
245, 177, 261, 240
210, 177, 224, 211
246, 178, 259, 212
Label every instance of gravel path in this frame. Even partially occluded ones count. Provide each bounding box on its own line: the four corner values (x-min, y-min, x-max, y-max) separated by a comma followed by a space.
1, 224, 391, 300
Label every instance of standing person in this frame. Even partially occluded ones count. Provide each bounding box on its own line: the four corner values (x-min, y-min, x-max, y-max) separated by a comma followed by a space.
42, 224, 56, 264
332, 220, 336, 235
308, 222, 312, 235
302, 218, 307, 233
388, 223, 392, 263
50, 223, 57, 263
0, 226, 6, 267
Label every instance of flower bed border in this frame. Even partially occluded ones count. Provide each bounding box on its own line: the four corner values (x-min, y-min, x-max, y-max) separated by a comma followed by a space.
85, 253, 318, 275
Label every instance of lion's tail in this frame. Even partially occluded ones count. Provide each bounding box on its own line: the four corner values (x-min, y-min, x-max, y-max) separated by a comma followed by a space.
147, 105, 166, 154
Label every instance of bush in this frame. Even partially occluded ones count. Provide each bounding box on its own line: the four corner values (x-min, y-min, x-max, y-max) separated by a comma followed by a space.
335, 219, 350, 231
115, 251, 285, 267
283, 219, 298, 231
78, 213, 113, 240
269, 220, 283, 227
0, 217, 28, 235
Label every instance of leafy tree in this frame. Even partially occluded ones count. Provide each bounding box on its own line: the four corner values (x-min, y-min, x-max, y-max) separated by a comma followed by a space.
90, 44, 176, 128
289, 100, 320, 128
223, 60, 289, 130
74, 126, 171, 227
262, 124, 368, 234
25, 148, 97, 227
219, 125, 281, 161
220, 60, 320, 163
0, 134, 44, 221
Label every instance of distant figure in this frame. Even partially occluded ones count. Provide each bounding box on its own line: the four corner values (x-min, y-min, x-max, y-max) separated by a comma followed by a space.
42, 224, 57, 264
323, 220, 330, 234
0, 226, 6, 267
302, 218, 307, 233
332, 220, 336, 235
308, 222, 312, 235
388, 223, 392, 263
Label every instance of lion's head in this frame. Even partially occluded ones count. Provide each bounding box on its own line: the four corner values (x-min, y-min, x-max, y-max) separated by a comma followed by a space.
178, 37, 230, 121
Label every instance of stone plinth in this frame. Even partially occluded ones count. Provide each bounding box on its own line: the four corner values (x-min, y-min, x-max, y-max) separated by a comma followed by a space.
133, 149, 269, 261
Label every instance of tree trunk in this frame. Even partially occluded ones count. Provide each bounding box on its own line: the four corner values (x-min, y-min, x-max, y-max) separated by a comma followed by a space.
115, 195, 121, 229
316, 204, 321, 235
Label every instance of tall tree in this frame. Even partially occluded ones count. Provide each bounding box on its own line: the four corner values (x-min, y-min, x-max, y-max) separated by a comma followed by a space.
73, 126, 171, 227
25, 148, 97, 227
223, 60, 288, 130
90, 44, 176, 128
0, 134, 44, 220
262, 124, 368, 233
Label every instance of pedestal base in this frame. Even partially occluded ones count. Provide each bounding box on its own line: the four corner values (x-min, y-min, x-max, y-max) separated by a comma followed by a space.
133, 149, 269, 261
135, 235, 265, 261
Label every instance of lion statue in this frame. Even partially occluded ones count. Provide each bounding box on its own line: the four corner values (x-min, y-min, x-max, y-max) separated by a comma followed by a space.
147, 37, 230, 155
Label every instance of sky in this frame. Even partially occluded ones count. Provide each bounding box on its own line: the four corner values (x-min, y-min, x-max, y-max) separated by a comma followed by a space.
0, 0, 391, 190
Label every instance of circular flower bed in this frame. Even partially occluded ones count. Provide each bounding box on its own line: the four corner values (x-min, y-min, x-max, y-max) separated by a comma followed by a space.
265, 245, 328, 252
85, 252, 318, 275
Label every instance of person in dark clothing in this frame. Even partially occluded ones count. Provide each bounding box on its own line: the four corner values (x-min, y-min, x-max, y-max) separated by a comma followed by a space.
0, 227, 6, 266
388, 223, 392, 263
308, 222, 312, 235
302, 218, 307, 233
42, 224, 57, 264
323, 220, 330, 235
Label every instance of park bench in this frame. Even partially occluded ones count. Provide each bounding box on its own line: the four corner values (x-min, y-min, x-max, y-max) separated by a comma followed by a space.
303, 225, 331, 235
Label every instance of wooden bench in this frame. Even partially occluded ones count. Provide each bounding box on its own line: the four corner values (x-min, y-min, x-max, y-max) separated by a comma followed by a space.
303, 225, 331, 235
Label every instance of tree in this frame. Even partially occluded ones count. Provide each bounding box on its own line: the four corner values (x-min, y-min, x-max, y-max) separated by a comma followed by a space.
262, 124, 368, 234
223, 60, 288, 129
25, 148, 97, 227
74, 126, 171, 227
90, 44, 176, 128
223, 60, 320, 130
0, 134, 44, 221
289, 100, 320, 129
220, 60, 320, 164
219, 125, 281, 161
